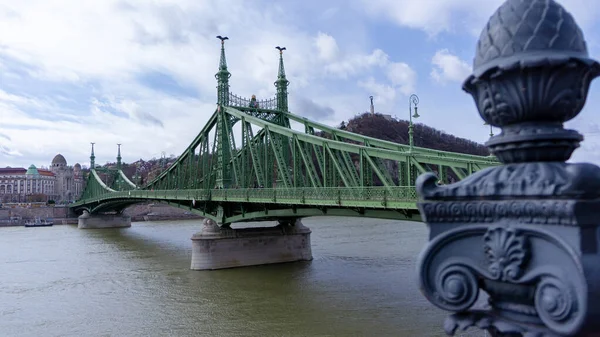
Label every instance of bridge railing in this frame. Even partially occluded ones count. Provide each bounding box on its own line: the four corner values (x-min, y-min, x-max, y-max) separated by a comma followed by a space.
211, 186, 418, 208
72, 186, 419, 209
227, 93, 278, 110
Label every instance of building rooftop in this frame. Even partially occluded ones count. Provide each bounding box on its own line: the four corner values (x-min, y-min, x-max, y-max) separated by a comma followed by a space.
51, 154, 67, 166
0, 166, 55, 177
38, 169, 55, 177
26, 164, 39, 175
0, 168, 26, 175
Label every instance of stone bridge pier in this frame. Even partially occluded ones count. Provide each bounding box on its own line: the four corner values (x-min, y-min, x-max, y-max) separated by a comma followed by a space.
416, 0, 600, 336
78, 210, 132, 229
190, 218, 312, 270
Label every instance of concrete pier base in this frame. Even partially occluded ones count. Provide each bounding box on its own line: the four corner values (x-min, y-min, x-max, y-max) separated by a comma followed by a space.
191, 218, 312, 270
78, 211, 132, 229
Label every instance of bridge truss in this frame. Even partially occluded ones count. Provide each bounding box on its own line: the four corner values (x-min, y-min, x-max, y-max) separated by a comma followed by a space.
71, 38, 498, 225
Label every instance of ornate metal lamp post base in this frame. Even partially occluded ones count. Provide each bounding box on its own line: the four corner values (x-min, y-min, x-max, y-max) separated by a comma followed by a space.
415, 0, 600, 336
445, 311, 565, 337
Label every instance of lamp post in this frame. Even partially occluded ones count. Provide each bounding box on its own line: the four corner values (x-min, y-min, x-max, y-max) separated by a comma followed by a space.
483, 123, 496, 158
415, 0, 600, 336
484, 122, 494, 137
90, 142, 95, 169
408, 94, 420, 150
133, 168, 140, 187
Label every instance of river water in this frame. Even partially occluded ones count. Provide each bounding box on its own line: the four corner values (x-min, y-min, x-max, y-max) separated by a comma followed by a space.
0, 217, 486, 337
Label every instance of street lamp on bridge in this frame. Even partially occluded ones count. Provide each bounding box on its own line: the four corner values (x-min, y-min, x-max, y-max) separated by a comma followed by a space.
116, 143, 122, 170
408, 94, 420, 150
483, 122, 494, 137
90, 142, 95, 169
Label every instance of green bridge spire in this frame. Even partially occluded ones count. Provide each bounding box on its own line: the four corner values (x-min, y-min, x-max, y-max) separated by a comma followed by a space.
90, 142, 95, 169
274, 46, 289, 112
116, 144, 122, 170
215, 35, 231, 105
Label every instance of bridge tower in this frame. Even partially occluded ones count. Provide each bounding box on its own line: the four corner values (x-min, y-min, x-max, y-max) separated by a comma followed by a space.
89, 142, 95, 169
116, 144, 122, 170
214, 36, 233, 188
215, 35, 230, 106
274, 46, 293, 179
274, 46, 289, 112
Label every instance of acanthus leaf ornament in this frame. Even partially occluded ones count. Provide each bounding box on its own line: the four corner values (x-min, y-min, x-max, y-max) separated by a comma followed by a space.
483, 227, 528, 282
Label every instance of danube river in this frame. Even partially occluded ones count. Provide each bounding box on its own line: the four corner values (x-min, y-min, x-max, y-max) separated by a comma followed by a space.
0, 217, 486, 337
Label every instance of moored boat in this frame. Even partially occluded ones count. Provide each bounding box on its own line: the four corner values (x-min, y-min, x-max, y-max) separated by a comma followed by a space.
24, 217, 53, 227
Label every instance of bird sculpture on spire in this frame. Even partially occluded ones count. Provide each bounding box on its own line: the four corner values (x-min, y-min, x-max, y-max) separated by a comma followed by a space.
216, 35, 229, 44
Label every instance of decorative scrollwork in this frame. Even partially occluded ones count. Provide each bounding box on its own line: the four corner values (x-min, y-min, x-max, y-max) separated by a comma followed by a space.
467, 64, 593, 127
416, 0, 599, 336
534, 276, 580, 335
433, 264, 479, 312
462, 0, 600, 164
444, 311, 551, 337
416, 163, 600, 200
418, 199, 577, 226
483, 227, 528, 282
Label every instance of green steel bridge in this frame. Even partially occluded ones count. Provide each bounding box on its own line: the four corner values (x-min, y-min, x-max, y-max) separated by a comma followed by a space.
70, 38, 499, 225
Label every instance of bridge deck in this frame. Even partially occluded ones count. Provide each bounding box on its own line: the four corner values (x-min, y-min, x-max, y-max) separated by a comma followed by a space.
71, 186, 419, 210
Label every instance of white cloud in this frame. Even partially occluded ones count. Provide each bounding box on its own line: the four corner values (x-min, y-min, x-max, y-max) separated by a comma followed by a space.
387, 62, 417, 95
430, 49, 472, 84
361, 0, 499, 36
315, 33, 417, 97
314, 32, 339, 62
324, 49, 389, 78
361, 0, 600, 36
1, 0, 599, 170
0, 0, 415, 168
354, 61, 417, 111
358, 78, 397, 107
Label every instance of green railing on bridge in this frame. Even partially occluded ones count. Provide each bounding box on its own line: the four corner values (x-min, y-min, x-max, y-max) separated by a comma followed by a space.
71, 186, 419, 210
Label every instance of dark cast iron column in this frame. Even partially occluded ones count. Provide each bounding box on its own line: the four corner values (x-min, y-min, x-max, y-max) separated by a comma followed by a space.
415, 0, 600, 336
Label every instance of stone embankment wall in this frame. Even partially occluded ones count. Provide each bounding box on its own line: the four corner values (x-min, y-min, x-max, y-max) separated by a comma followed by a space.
0, 202, 202, 226
123, 203, 203, 222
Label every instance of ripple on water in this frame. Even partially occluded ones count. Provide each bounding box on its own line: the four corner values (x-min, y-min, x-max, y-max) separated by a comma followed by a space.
0, 218, 468, 337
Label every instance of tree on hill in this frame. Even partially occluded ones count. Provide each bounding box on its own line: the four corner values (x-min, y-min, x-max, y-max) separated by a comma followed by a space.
344, 112, 489, 156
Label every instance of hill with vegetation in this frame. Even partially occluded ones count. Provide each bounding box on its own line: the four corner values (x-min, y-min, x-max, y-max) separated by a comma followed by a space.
340, 113, 489, 156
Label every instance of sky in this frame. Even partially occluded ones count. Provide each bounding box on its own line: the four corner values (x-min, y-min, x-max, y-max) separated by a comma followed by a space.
1, 0, 600, 169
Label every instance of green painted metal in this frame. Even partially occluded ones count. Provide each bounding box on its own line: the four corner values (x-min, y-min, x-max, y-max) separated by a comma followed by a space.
215, 36, 231, 106
275, 46, 289, 112
79, 144, 137, 206
90, 142, 96, 168
71, 38, 500, 224
116, 144, 122, 170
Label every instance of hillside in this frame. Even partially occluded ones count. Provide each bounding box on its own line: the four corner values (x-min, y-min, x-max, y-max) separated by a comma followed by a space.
341, 113, 489, 156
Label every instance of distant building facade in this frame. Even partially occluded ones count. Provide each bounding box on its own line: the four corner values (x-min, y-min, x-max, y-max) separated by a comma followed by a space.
0, 154, 84, 203
50, 154, 83, 202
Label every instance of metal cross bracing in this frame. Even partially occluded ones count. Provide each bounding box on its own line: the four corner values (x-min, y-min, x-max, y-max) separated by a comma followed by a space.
78, 167, 137, 200
70, 37, 499, 225
72, 105, 498, 224
78, 144, 137, 202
